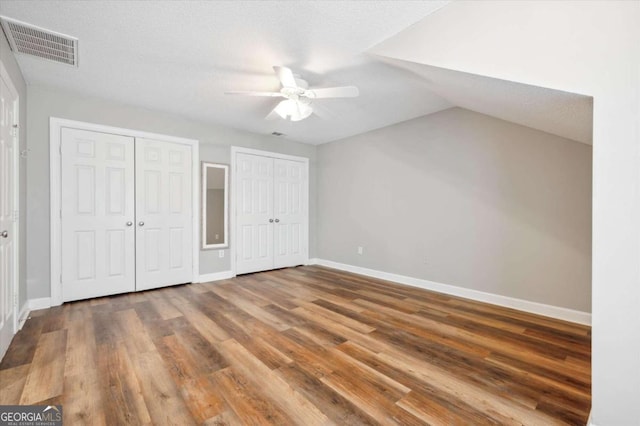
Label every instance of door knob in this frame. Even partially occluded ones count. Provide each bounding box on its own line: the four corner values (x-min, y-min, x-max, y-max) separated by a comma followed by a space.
126, 221, 133, 226
138, 221, 145, 226
275, 219, 280, 223
0, 230, 7, 238
269, 219, 274, 223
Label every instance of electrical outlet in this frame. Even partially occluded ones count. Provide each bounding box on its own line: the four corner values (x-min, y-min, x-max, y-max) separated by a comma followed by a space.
357, 246, 364, 255
219, 250, 225, 258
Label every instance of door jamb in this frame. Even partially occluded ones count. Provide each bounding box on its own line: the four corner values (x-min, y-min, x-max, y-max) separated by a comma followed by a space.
229, 146, 310, 277
50, 118, 200, 306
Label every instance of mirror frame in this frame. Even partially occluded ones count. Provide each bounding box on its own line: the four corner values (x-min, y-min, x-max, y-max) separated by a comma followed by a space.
201, 162, 229, 250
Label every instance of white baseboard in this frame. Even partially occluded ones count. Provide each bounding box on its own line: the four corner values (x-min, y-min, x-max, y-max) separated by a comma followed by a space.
310, 259, 591, 325
29, 297, 51, 311
196, 270, 234, 283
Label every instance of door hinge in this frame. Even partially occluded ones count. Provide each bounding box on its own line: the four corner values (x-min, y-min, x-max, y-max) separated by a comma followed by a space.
13, 210, 18, 222
60, 274, 62, 284
13, 292, 18, 307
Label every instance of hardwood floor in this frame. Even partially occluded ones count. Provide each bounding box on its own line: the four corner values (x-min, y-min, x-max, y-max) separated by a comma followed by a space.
0, 266, 591, 425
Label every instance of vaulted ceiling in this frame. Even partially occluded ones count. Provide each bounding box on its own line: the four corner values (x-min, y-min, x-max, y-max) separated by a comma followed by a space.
0, 1, 592, 145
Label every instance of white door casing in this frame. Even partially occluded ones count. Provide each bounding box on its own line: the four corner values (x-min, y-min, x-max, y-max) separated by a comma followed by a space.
60, 128, 136, 302
273, 158, 307, 268
0, 64, 18, 360
232, 147, 309, 275
235, 153, 274, 274
135, 138, 193, 291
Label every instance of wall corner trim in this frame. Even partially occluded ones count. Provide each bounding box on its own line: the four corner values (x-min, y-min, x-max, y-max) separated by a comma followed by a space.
309, 259, 591, 325
17, 297, 53, 330
196, 270, 235, 283
17, 301, 29, 331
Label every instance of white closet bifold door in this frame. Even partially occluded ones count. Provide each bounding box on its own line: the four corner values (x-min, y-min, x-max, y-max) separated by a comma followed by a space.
135, 138, 193, 291
273, 158, 306, 269
234, 151, 308, 275
235, 153, 274, 275
61, 128, 136, 302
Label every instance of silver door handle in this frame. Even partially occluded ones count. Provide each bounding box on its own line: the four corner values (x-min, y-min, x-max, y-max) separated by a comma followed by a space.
269, 219, 274, 223
138, 221, 145, 226
0, 230, 7, 238
126, 221, 133, 226
275, 219, 280, 223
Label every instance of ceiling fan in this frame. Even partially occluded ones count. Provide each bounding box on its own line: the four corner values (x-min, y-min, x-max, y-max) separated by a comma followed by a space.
225, 66, 359, 122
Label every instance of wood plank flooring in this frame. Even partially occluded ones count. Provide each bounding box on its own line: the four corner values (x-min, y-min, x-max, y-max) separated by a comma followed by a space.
0, 266, 591, 425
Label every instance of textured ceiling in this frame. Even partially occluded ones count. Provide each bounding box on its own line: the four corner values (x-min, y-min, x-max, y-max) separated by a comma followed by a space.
0, 0, 453, 144
0, 1, 592, 145
373, 56, 593, 144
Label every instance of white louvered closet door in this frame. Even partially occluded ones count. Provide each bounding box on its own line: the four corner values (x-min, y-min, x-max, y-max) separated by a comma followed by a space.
135, 138, 193, 291
61, 128, 136, 302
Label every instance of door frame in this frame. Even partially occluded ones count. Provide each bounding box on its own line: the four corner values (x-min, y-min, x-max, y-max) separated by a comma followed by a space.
50, 118, 200, 306
0, 60, 20, 333
230, 146, 309, 276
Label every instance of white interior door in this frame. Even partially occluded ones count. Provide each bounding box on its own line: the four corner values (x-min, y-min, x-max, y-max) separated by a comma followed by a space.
235, 153, 274, 274
61, 128, 136, 302
135, 138, 193, 291
273, 158, 307, 268
0, 71, 18, 359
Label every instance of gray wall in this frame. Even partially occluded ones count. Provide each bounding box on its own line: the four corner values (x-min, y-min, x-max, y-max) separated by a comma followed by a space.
25, 87, 591, 312
1, 31, 27, 308
26, 85, 317, 299
317, 107, 592, 312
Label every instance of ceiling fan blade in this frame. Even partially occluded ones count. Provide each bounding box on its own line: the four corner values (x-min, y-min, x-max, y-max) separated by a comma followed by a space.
225, 91, 283, 97
311, 103, 333, 120
308, 86, 359, 99
273, 66, 298, 88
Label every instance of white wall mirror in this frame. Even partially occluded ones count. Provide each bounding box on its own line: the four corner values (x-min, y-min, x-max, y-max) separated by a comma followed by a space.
202, 162, 229, 249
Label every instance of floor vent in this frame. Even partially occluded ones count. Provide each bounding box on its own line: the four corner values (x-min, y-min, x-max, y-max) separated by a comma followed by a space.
0, 16, 78, 66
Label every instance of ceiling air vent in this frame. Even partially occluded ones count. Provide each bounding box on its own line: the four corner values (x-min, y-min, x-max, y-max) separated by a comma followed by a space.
0, 16, 78, 66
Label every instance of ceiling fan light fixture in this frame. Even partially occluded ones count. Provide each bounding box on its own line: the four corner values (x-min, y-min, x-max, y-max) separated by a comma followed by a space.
274, 99, 312, 122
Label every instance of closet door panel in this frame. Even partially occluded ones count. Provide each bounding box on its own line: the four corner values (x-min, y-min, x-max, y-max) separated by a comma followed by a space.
61, 128, 135, 301
273, 159, 307, 268
235, 153, 274, 274
136, 138, 193, 290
